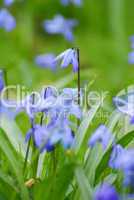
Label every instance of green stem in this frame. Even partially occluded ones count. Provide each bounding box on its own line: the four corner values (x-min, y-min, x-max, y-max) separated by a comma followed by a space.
77, 48, 81, 126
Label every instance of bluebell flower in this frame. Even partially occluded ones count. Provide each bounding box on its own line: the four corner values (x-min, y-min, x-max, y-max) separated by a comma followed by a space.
26, 124, 54, 153
88, 125, 114, 150
113, 94, 134, 124
128, 52, 134, 64
61, 0, 82, 6
0, 9, 16, 31
35, 54, 57, 70
130, 36, 134, 49
55, 49, 79, 72
112, 149, 134, 187
0, 70, 4, 92
4, 0, 14, 6
94, 183, 119, 200
109, 144, 124, 169
43, 15, 78, 42
49, 118, 74, 149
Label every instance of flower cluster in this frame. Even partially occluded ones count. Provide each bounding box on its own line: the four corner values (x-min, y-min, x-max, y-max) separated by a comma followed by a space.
17, 87, 82, 153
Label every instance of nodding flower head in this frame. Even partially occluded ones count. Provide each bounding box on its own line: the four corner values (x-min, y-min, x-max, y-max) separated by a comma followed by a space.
4, 0, 14, 6
54, 48, 79, 72
111, 148, 134, 187
88, 125, 114, 150
35, 53, 57, 71
109, 144, 124, 169
43, 15, 78, 42
0, 9, 16, 32
0, 69, 5, 92
61, 0, 82, 6
94, 183, 119, 200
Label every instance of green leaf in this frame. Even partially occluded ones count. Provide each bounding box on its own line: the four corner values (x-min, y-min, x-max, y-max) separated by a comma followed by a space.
72, 101, 101, 155
34, 162, 75, 200
0, 128, 29, 200
74, 166, 93, 200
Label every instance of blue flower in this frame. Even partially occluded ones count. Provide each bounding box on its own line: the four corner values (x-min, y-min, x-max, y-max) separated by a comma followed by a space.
130, 36, 134, 49
88, 125, 114, 150
61, 0, 82, 6
109, 144, 124, 169
112, 149, 134, 187
4, 0, 14, 6
35, 54, 57, 70
0, 9, 16, 32
94, 183, 119, 200
55, 49, 79, 72
43, 15, 78, 42
128, 52, 134, 64
113, 94, 134, 124
0, 70, 4, 92
25, 124, 54, 153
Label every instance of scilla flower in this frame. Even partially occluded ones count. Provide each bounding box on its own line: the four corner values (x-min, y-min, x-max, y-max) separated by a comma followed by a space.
61, 0, 82, 6
55, 49, 79, 72
26, 125, 54, 153
0, 70, 4, 92
113, 94, 134, 124
113, 149, 134, 187
109, 144, 124, 169
88, 125, 114, 150
0, 9, 16, 31
43, 15, 78, 42
4, 0, 14, 6
94, 183, 119, 200
35, 54, 57, 70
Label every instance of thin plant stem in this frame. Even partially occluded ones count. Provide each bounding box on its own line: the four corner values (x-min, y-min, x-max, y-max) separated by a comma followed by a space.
77, 48, 81, 126
77, 48, 81, 106
23, 137, 32, 175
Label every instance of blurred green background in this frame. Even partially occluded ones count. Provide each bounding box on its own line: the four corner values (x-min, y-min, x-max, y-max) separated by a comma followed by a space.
0, 0, 134, 96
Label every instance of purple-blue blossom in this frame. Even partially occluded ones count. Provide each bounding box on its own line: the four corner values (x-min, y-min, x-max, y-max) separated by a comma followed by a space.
0, 9, 16, 32
88, 125, 114, 150
128, 52, 134, 64
43, 15, 78, 42
130, 36, 134, 49
109, 144, 124, 169
35, 54, 57, 70
94, 183, 119, 200
0, 70, 4, 92
61, 0, 82, 6
55, 49, 79, 72
4, 0, 14, 6
112, 149, 134, 187
26, 124, 54, 152
113, 95, 134, 124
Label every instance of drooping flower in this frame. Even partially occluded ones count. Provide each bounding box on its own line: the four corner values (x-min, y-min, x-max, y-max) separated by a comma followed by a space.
0, 70, 5, 92
54, 49, 79, 72
109, 144, 124, 169
94, 183, 119, 200
128, 52, 134, 64
0, 9, 16, 31
35, 54, 57, 70
43, 15, 78, 42
112, 149, 134, 187
61, 0, 82, 6
25, 124, 54, 152
88, 125, 114, 150
4, 0, 14, 6
113, 93, 134, 124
